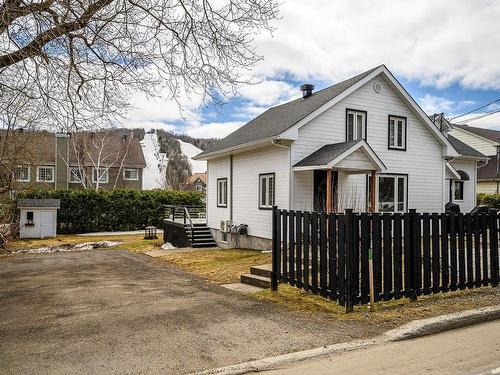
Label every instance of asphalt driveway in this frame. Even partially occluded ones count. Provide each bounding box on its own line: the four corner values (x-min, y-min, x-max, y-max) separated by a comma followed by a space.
0, 250, 377, 375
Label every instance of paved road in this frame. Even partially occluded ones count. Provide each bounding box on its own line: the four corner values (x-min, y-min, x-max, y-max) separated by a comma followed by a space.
266, 320, 500, 375
0, 250, 382, 375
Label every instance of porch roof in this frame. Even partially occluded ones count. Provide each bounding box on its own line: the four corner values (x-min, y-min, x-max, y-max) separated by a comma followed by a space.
293, 139, 387, 172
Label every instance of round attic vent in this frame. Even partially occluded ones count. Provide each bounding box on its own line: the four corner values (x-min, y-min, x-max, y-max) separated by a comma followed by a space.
373, 81, 382, 93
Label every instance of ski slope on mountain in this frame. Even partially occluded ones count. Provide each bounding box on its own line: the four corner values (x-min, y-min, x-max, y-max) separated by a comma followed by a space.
140, 132, 207, 190
178, 140, 206, 174
141, 132, 168, 190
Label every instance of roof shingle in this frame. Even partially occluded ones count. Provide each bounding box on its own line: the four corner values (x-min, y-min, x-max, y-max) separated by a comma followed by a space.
196, 66, 382, 157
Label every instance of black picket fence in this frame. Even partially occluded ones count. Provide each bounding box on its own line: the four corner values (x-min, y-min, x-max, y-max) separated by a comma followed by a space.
270, 207, 500, 312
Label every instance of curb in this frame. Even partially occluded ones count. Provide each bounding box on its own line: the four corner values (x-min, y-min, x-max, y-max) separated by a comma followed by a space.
191, 304, 500, 375
384, 304, 500, 341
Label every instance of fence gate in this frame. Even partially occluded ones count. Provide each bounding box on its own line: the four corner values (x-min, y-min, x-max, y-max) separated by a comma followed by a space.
271, 207, 500, 312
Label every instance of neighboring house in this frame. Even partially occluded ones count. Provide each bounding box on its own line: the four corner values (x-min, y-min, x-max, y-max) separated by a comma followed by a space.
447, 124, 499, 193
187, 172, 207, 192
194, 65, 487, 250
7, 131, 146, 191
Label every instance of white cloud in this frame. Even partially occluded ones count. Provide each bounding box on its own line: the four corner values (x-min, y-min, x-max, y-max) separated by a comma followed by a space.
418, 94, 454, 114
236, 80, 299, 106
121, 0, 500, 138
184, 121, 245, 139
254, 0, 500, 89
452, 111, 500, 130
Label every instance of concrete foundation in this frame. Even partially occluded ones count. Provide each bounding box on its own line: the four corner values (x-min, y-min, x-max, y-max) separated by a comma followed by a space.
210, 228, 272, 251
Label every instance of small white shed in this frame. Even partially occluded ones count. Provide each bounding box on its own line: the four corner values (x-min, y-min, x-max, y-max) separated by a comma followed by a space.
18, 199, 60, 239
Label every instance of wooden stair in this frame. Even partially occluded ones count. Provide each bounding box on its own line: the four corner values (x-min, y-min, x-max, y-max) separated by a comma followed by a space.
184, 223, 217, 248
240, 264, 272, 289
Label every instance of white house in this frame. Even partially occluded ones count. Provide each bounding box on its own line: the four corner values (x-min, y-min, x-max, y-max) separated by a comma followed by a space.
194, 65, 487, 250
445, 123, 499, 194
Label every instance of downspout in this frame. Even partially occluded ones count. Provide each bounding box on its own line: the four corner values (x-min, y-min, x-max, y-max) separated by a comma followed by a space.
272, 140, 292, 210
230, 155, 233, 221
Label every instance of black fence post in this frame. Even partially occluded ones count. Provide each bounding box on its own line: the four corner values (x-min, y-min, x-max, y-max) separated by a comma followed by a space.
409, 208, 418, 301
271, 206, 279, 291
345, 208, 354, 313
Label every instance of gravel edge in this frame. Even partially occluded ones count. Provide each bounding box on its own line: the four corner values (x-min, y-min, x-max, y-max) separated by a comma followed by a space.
191, 304, 500, 375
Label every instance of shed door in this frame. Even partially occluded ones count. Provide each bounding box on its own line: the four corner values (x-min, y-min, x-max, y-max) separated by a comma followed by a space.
39, 211, 55, 238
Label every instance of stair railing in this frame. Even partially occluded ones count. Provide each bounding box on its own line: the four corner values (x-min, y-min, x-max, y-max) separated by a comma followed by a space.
164, 205, 206, 245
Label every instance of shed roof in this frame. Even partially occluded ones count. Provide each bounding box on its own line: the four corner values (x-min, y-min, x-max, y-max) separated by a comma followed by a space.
17, 199, 60, 208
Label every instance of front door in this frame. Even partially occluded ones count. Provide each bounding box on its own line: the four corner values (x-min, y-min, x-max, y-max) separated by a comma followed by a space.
313, 170, 337, 211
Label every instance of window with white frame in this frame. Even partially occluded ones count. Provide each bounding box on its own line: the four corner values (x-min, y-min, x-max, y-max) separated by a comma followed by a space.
92, 167, 109, 183
346, 109, 366, 141
453, 180, 464, 201
217, 178, 227, 207
388, 115, 407, 150
259, 173, 275, 209
378, 174, 407, 213
195, 184, 203, 191
69, 167, 83, 183
13, 165, 30, 182
36, 166, 54, 182
123, 168, 139, 181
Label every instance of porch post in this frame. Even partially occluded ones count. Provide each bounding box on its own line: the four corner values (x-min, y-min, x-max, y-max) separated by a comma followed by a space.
370, 170, 376, 213
326, 169, 333, 213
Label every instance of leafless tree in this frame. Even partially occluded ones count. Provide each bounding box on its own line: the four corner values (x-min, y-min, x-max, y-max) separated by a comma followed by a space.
164, 153, 192, 190
0, 0, 279, 131
62, 131, 133, 191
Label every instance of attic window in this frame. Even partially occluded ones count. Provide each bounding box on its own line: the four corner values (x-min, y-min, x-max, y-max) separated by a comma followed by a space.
346, 109, 367, 141
388, 115, 407, 150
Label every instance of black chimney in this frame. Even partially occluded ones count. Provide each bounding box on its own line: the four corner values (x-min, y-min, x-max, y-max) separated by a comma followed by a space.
301, 83, 314, 98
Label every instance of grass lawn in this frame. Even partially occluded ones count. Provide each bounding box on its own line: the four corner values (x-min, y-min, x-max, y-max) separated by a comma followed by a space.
4, 234, 163, 253
155, 247, 499, 323
254, 284, 500, 323
158, 248, 271, 284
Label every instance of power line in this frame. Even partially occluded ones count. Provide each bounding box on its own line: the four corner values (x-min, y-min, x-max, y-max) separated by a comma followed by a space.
454, 107, 500, 124
450, 97, 500, 121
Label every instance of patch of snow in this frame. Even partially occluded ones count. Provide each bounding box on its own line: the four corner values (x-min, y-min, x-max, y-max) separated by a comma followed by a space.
140, 132, 168, 190
161, 242, 176, 250
16, 241, 122, 254
141, 131, 207, 190
178, 140, 207, 174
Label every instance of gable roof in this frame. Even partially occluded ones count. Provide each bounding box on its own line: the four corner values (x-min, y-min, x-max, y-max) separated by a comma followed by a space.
188, 172, 207, 185
478, 157, 499, 181
293, 139, 386, 172
195, 66, 381, 158
453, 124, 500, 144
294, 140, 362, 167
447, 135, 486, 158
0, 130, 146, 168
195, 65, 458, 160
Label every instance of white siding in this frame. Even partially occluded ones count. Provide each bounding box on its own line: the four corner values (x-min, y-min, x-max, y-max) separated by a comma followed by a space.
207, 156, 231, 231
294, 170, 313, 210
449, 128, 497, 156
232, 145, 289, 239
449, 159, 477, 212
335, 149, 375, 170
478, 181, 498, 194
292, 75, 445, 213
206, 145, 289, 239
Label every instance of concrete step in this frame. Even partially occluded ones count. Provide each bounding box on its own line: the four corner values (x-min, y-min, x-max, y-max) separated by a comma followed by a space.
192, 241, 218, 248
250, 264, 272, 278
240, 273, 271, 289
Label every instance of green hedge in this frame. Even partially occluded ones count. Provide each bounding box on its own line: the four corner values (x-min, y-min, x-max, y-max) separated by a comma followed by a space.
477, 193, 500, 209
18, 189, 203, 234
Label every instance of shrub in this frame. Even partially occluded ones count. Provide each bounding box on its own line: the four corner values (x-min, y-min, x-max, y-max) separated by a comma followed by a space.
477, 193, 500, 209
17, 189, 203, 234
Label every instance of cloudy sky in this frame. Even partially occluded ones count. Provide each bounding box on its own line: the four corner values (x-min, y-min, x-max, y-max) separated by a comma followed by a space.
124, 0, 500, 139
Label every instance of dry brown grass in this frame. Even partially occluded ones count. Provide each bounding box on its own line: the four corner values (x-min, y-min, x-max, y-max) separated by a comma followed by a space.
254, 284, 500, 323
158, 248, 271, 284
4, 234, 163, 253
